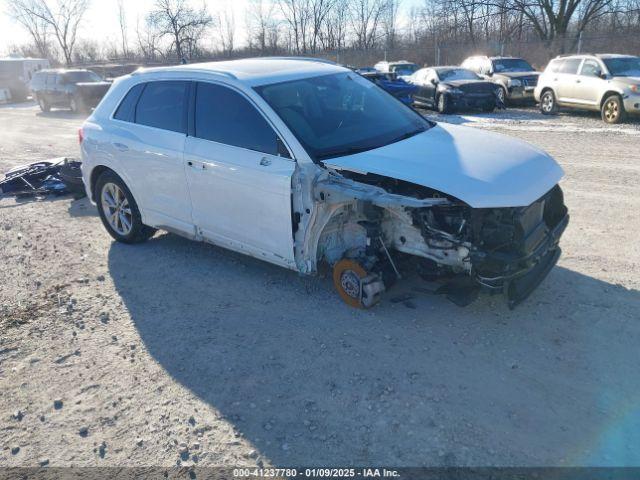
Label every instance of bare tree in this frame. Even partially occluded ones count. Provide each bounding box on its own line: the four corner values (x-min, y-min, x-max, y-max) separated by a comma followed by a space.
349, 0, 388, 50
136, 14, 162, 62
116, 0, 128, 58
214, 3, 235, 56
6, 0, 52, 59
506, 0, 617, 51
278, 0, 313, 53
7, 0, 90, 65
147, 0, 213, 61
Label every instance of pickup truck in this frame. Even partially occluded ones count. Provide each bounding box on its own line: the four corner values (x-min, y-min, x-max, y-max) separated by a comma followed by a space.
30, 69, 111, 113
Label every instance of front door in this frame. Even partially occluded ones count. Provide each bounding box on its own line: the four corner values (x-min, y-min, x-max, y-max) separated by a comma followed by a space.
573, 58, 604, 106
184, 81, 296, 268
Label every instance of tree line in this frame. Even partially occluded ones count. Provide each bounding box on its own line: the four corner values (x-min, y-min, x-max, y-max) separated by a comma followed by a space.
6, 0, 640, 68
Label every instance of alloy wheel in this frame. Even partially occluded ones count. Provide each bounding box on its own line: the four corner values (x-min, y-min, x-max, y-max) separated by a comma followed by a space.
101, 182, 132, 236
604, 100, 619, 122
542, 93, 553, 113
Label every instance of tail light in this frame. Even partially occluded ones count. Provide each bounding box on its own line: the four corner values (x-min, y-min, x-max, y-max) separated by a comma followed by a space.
78, 127, 84, 145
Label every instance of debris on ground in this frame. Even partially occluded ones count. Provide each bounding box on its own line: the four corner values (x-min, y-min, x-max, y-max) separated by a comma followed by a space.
0, 158, 85, 198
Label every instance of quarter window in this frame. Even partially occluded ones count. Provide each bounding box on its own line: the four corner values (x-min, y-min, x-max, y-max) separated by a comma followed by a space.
194, 82, 279, 155
114, 83, 144, 122
134, 81, 188, 133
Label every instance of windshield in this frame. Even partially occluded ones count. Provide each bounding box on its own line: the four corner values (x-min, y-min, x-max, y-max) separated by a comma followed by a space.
603, 57, 640, 77
63, 71, 102, 83
391, 64, 418, 76
492, 59, 534, 73
439, 68, 480, 81
255, 72, 432, 162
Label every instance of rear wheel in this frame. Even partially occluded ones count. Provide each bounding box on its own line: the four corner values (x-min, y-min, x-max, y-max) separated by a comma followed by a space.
540, 90, 558, 115
37, 95, 50, 112
601, 95, 625, 124
95, 171, 156, 244
70, 95, 85, 113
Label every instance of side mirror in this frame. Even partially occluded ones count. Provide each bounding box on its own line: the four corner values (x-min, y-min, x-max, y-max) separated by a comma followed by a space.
599, 72, 607, 80
430, 78, 437, 85
487, 70, 494, 77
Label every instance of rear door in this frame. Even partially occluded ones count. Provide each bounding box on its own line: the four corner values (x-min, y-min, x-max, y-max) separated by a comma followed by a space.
184, 81, 296, 267
555, 58, 583, 102
109, 80, 193, 234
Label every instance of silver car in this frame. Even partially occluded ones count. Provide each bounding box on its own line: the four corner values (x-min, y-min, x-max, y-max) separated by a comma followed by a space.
535, 54, 640, 124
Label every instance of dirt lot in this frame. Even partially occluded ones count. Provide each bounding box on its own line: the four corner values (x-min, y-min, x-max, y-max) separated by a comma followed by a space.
1, 102, 639, 468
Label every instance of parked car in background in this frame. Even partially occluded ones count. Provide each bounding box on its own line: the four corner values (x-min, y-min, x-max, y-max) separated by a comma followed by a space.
535, 54, 640, 124
30, 69, 111, 113
0, 57, 50, 102
358, 70, 417, 105
374, 61, 419, 80
461, 56, 539, 104
409, 67, 499, 113
81, 58, 568, 309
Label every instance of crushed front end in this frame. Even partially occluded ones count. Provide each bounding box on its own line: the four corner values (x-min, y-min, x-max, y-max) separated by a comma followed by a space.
411, 185, 569, 308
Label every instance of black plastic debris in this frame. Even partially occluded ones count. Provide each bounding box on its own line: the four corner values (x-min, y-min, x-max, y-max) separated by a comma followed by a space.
0, 158, 85, 198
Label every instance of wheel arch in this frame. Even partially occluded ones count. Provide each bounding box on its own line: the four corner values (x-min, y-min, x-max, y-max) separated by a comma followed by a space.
600, 90, 623, 108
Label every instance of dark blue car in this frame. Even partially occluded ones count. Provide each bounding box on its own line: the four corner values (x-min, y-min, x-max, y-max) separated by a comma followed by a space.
357, 70, 417, 105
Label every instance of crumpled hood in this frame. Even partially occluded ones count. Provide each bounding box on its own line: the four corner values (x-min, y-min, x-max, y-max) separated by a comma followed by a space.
323, 123, 564, 208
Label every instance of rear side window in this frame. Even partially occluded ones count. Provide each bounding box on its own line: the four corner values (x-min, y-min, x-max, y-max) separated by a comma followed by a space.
559, 58, 582, 74
114, 83, 145, 122
194, 82, 278, 155
135, 81, 188, 133
547, 59, 564, 73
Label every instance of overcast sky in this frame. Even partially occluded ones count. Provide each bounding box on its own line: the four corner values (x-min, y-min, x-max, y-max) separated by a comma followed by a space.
0, 0, 422, 57
0, 0, 250, 56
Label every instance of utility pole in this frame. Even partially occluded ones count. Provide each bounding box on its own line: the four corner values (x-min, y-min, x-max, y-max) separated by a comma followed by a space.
577, 31, 583, 54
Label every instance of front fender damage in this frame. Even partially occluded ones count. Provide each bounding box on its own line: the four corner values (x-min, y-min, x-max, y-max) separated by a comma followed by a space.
293, 169, 568, 309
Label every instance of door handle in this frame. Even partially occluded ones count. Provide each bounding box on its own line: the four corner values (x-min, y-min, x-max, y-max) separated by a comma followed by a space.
259, 157, 272, 166
113, 142, 129, 152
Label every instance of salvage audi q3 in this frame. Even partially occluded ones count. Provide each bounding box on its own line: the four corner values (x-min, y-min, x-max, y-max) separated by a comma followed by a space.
81, 57, 569, 309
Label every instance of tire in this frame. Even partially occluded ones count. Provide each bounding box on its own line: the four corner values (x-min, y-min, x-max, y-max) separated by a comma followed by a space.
95, 171, 156, 244
601, 94, 625, 124
70, 95, 85, 113
37, 95, 50, 112
437, 94, 451, 114
540, 90, 558, 115
496, 86, 507, 105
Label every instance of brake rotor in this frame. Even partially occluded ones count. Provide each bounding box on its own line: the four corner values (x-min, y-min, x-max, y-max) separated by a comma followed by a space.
332, 259, 368, 309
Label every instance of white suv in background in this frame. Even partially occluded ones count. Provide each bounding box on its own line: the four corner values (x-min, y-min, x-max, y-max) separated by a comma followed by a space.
535, 54, 640, 123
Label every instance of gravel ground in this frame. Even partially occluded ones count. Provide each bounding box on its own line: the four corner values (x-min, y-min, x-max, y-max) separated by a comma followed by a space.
1, 102, 639, 468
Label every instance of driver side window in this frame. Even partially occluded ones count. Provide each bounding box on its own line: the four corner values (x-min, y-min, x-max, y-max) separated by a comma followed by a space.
580, 59, 602, 77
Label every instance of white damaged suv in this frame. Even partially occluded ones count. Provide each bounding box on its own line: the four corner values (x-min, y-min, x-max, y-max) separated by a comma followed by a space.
81, 57, 569, 309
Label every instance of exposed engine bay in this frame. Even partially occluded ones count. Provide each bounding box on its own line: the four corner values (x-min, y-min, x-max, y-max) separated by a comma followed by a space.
294, 169, 569, 309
